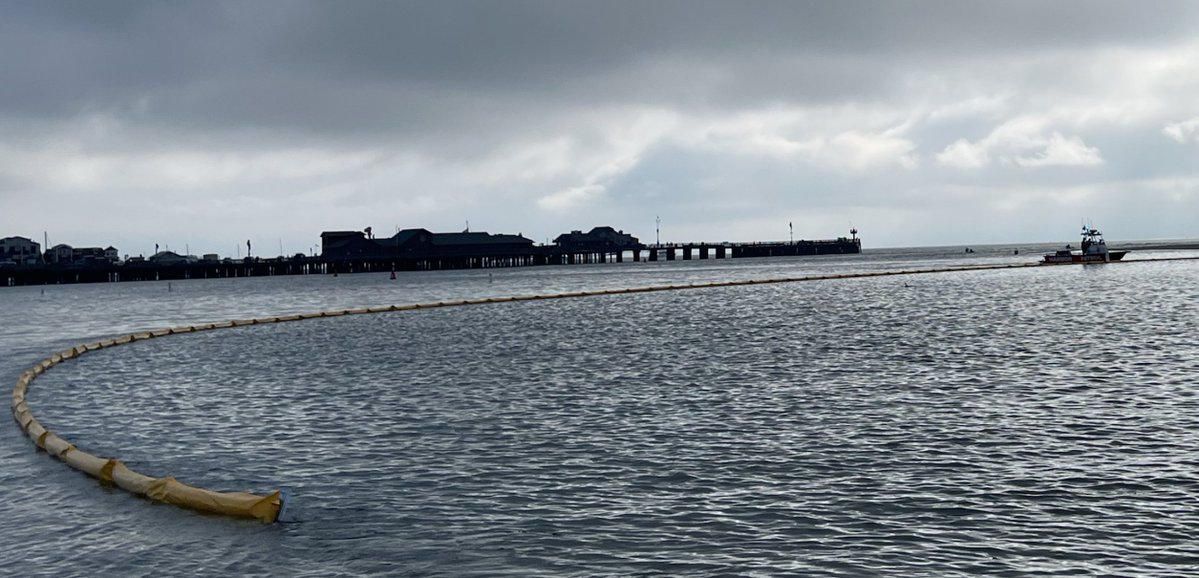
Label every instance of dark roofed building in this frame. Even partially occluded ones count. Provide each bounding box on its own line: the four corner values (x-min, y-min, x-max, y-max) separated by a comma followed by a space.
0, 236, 43, 266
47, 243, 74, 264
321, 228, 534, 261
148, 251, 189, 265
320, 231, 382, 260
72, 247, 109, 264
429, 231, 535, 254
380, 228, 434, 255
553, 226, 641, 252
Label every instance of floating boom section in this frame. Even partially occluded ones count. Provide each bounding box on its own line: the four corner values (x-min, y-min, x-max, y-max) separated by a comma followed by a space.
11, 335, 283, 523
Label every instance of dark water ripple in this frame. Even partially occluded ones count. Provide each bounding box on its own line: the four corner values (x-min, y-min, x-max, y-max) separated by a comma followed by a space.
4, 252, 1199, 576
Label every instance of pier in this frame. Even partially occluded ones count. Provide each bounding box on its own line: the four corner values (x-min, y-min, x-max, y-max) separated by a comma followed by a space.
317, 236, 862, 275
1, 232, 862, 287
3, 257, 326, 285
638, 238, 862, 262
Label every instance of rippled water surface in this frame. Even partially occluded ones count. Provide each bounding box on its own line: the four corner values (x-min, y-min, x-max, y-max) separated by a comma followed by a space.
4, 245, 1199, 576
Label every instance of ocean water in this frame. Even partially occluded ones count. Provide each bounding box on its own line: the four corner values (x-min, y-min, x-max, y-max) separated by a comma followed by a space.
3, 243, 1199, 577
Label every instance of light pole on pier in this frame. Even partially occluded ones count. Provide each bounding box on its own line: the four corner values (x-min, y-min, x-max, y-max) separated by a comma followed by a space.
789, 221, 793, 244
656, 215, 660, 246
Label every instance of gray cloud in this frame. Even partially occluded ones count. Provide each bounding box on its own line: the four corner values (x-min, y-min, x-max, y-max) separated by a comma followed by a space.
2, 1, 1198, 252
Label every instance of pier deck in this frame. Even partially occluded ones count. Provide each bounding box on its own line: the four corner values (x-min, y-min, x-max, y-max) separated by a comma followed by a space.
2, 237, 861, 286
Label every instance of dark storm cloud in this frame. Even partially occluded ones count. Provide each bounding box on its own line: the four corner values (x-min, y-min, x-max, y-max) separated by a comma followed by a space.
6, 0, 1198, 134
2, 1, 1198, 250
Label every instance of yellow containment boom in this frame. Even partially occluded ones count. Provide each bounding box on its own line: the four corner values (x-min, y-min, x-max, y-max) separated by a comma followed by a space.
14, 257, 1186, 523
10, 335, 283, 523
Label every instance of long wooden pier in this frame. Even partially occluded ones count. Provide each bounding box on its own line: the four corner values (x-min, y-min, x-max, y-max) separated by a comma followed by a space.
1, 237, 861, 286
637, 237, 862, 262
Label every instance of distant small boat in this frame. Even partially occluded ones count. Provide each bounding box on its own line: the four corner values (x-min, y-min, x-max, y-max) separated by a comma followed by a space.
1043, 225, 1128, 264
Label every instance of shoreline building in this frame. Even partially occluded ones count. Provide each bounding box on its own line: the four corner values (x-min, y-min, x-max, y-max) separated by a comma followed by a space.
0, 236, 44, 266
553, 226, 641, 253
44, 243, 122, 266
321, 228, 537, 271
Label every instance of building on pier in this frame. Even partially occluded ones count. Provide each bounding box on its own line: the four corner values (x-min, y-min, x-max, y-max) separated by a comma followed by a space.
553, 227, 641, 253
148, 251, 191, 265
3, 225, 862, 286
320, 228, 536, 261
0, 236, 44, 266
41, 243, 120, 265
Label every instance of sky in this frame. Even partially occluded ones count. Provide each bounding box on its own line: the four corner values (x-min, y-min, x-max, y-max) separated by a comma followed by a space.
1, 1, 1197, 257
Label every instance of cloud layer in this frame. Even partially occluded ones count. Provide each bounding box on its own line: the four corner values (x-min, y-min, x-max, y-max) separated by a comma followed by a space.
2, 1, 1197, 253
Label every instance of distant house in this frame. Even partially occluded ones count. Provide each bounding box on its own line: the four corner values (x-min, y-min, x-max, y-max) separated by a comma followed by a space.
553, 226, 641, 252
42, 243, 120, 266
73, 247, 108, 264
0, 236, 43, 266
47, 243, 74, 264
148, 251, 189, 265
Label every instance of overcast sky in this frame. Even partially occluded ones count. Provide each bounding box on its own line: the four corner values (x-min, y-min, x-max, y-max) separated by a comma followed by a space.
2, 1, 1197, 256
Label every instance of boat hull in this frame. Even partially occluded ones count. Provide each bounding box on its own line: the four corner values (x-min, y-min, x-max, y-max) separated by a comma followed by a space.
1042, 250, 1127, 264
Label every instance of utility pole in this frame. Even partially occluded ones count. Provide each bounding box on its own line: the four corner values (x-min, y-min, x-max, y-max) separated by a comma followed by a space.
789, 221, 793, 243
656, 215, 660, 245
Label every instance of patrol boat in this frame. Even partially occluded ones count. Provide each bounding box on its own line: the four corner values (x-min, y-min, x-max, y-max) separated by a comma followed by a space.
1043, 225, 1128, 264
